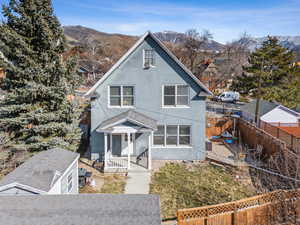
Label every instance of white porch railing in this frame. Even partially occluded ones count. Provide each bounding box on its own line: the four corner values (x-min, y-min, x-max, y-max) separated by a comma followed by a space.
105, 152, 128, 169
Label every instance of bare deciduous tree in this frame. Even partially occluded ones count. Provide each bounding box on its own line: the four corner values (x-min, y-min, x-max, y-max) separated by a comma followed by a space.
184, 29, 213, 72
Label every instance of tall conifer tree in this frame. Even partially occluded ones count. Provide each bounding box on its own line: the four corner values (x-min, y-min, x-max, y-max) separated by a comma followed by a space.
232, 36, 300, 108
0, 0, 82, 151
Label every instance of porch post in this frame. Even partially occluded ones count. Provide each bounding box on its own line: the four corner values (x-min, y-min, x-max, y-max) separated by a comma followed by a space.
148, 131, 153, 170
127, 132, 131, 170
110, 133, 113, 152
104, 132, 108, 169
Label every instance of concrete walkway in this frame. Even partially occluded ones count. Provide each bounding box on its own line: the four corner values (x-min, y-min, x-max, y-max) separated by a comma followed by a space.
124, 163, 151, 194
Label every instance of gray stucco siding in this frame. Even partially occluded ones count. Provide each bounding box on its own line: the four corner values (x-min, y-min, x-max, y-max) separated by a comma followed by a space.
91, 35, 206, 161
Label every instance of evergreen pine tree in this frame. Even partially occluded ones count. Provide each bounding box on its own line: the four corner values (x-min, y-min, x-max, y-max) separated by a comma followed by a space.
232, 36, 300, 108
0, 0, 82, 151
233, 37, 293, 96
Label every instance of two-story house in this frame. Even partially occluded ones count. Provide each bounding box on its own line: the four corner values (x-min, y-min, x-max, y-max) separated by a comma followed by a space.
85, 31, 212, 172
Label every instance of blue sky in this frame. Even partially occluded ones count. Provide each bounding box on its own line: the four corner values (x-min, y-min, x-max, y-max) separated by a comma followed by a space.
1, 0, 300, 43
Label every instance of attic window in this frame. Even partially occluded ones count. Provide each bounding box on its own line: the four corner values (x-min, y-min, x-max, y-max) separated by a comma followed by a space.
143, 49, 155, 68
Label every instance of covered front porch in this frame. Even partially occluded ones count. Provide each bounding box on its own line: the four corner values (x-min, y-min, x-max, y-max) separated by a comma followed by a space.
97, 110, 157, 172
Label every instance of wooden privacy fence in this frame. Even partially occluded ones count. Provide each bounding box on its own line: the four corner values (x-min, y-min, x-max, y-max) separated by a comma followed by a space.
206, 118, 233, 138
238, 119, 286, 157
177, 189, 300, 225
260, 121, 300, 153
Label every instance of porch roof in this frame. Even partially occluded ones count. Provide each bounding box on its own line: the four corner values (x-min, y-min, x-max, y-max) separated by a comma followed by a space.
97, 110, 157, 132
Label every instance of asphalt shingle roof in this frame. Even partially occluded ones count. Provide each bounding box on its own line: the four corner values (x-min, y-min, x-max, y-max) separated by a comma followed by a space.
240, 99, 279, 118
0, 194, 162, 225
0, 148, 79, 192
99, 109, 157, 131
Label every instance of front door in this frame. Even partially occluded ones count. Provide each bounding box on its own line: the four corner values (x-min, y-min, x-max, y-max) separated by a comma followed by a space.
121, 133, 134, 156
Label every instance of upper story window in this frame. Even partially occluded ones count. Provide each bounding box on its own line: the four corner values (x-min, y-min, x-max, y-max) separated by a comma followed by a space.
153, 125, 191, 146
109, 86, 134, 107
163, 85, 189, 107
143, 49, 155, 68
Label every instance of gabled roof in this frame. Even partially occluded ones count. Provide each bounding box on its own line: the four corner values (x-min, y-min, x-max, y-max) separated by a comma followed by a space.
276, 105, 300, 117
0, 148, 79, 192
98, 110, 157, 131
84, 31, 212, 97
240, 100, 279, 118
0, 194, 162, 225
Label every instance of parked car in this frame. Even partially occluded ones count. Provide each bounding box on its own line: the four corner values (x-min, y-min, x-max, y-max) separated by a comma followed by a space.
213, 91, 240, 103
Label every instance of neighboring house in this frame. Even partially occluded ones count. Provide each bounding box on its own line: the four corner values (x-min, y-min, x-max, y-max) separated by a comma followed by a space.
260, 105, 300, 125
0, 148, 79, 195
240, 100, 279, 124
0, 194, 161, 225
78, 66, 102, 80
85, 31, 212, 172
196, 60, 231, 93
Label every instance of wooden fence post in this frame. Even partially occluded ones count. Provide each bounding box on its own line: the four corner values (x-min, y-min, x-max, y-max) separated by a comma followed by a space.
204, 208, 208, 225
177, 211, 183, 225
232, 204, 237, 225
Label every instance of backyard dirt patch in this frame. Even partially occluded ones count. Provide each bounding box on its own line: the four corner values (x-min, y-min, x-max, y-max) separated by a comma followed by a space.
79, 158, 127, 194
150, 162, 256, 219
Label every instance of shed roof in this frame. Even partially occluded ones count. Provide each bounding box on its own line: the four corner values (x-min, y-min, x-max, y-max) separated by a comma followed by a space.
240, 100, 279, 118
84, 31, 212, 97
98, 110, 157, 131
0, 148, 79, 192
0, 194, 162, 225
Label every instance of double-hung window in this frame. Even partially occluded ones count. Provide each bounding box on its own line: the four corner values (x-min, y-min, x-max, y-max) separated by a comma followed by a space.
163, 85, 189, 107
143, 49, 155, 67
109, 86, 134, 107
153, 125, 191, 146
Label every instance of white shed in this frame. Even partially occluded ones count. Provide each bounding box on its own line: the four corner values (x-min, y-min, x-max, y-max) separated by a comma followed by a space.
260, 105, 300, 125
0, 148, 79, 195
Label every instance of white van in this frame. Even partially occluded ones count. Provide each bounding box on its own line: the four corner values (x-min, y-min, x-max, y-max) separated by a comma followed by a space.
214, 91, 240, 103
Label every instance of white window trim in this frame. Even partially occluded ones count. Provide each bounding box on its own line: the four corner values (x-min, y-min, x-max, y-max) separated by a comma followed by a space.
67, 172, 73, 193
162, 85, 190, 108
143, 49, 155, 68
108, 85, 135, 108
153, 124, 192, 148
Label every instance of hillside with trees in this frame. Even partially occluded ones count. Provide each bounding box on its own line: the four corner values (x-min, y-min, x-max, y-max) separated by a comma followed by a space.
63, 26, 300, 92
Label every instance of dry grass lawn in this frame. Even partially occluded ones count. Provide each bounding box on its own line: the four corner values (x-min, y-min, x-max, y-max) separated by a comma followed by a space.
79, 158, 127, 194
150, 162, 256, 219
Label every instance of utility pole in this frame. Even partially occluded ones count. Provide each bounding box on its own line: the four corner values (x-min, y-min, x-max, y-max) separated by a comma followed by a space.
254, 58, 264, 125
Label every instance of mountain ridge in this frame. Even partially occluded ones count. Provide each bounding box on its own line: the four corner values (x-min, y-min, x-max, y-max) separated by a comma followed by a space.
63, 25, 300, 52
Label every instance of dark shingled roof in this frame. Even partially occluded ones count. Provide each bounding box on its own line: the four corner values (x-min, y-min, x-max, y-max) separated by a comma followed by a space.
240, 99, 279, 118
98, 110, 157, 131
0, 194, 162, 225
0, 148, 79, 192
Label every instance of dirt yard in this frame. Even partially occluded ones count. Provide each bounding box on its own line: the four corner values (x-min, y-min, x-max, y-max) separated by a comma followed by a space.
79, 158, 127, 194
